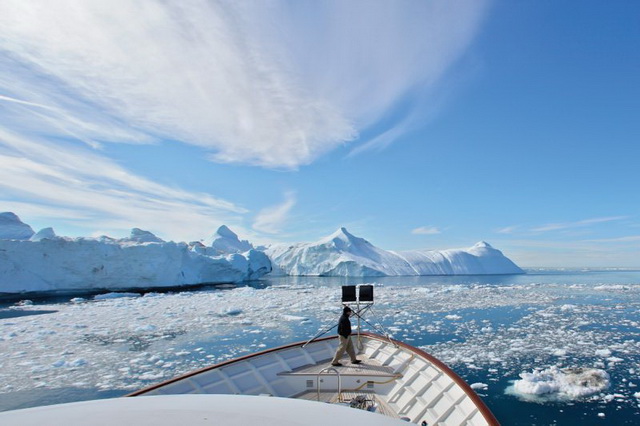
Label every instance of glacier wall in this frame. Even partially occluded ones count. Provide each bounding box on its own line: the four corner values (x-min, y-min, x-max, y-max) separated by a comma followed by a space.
0, 215, 270, 294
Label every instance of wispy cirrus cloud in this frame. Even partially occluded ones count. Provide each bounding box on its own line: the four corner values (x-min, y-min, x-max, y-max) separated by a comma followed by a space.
412, 226, 442, 235
252, 192, 296, 234
496, 225, 519, 234
0, 128, 246, 240
0, 0, 489, 169
0, 1, 489, 240
531, 216, 628, 233
584, 235, 640, 243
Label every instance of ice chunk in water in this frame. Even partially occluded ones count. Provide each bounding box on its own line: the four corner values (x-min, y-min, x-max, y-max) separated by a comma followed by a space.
510, 366, 610, 400
470, 382, 488, 390
595, 349, 612, 357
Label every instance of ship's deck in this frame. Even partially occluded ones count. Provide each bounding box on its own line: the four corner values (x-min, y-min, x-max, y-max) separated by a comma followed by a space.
295, 390, 400, 418
281, 355, 403, 419
127, 333, 499, 425
278, 356, 399, 377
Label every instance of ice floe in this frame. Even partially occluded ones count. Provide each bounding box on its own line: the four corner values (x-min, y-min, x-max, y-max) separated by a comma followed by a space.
470, 382, 489, 390
508, 366, 610, 400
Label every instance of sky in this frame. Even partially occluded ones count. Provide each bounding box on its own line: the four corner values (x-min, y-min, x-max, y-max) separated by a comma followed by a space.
0, 1, 638, 267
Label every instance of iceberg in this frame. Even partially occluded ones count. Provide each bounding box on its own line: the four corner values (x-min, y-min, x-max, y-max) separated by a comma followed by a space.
207, 225, 253, 255
30, 227, 57, 242
1, 213, 522, 293
0, 212, 35, 240
266, 227, 523, 277
0, 213, 270, 294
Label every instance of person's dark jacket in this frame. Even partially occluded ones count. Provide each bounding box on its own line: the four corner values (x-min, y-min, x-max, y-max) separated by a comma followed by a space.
337, 313, 352, 338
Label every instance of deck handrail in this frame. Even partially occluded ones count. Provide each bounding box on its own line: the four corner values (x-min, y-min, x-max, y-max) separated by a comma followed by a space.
317, 367, 341, 402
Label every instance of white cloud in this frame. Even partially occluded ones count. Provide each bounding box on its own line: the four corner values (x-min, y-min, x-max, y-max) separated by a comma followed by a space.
412, 226, 442, 235
0, 0, 488, 169
496, 225, 519, 234
0, 1, 490, 241
0, 128, 246, 241
252, 192, 296, 234
584, 235, 640, 243
531, 216, 628, 233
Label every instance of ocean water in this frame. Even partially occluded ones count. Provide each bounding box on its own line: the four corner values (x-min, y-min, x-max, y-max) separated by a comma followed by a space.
1, 269, 639, 425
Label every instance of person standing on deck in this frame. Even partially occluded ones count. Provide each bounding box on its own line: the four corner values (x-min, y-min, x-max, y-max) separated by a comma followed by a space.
331, 306, 361, 366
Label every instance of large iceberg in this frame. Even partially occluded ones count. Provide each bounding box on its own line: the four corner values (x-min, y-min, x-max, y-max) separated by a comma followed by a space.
0, 213, 270, 294
266, 227, 523, 276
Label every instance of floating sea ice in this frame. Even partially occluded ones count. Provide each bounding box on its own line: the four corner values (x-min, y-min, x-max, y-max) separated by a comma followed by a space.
471, 383, 488, 390
142, 293, 164, 298
50, 359, 86, 368
595, 349, 612, 357
445, 314, 462, 320
510, 366, 610, 400
602, 393, 625, 403
94, 292, 140, 300
282, 315, 308, 321
134, 324, 157, 332
138, 372, 164, 381
559, 304, 577, 311
69, 359, 87, 367
594, 285, 628, 291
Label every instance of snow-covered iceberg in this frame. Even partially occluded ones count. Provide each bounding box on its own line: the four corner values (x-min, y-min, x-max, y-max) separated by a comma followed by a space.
0, 213, 270, 294
0, 212, 35, 240
1, 213, 522, 293
266, 227, 523, 276
207, 225, 253, 254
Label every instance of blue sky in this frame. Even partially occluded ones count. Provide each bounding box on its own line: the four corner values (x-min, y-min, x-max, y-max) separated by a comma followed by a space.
0, 1, 638, 267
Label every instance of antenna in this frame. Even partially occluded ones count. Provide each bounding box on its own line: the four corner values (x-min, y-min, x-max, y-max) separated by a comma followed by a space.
303, 284, 396, 347
341, 284, 373, 305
